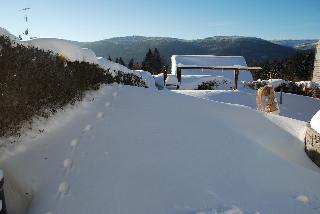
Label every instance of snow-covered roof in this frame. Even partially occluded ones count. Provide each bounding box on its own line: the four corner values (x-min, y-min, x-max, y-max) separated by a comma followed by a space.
171, 55, 252, 81
172, 55, 247, 71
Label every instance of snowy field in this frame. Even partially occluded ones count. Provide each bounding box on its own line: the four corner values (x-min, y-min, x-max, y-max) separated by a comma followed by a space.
174, 89, 320, 122
1, 86, 320, 214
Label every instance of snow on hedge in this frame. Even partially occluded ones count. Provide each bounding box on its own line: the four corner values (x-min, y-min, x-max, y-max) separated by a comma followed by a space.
134, 70, 156, 88
97, 57, 156, 88
171, 55, 253, 81
311, 110, 320, 133
0, 27, 19, 42
25, 38, 98, 64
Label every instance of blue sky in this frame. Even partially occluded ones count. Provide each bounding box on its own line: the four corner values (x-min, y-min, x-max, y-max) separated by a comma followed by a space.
1, 0, 320, 42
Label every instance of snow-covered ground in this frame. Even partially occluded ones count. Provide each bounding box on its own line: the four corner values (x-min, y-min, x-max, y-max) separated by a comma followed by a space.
1, 86, 320, 214
174, 90, 320, 122
178, 75, 234, 90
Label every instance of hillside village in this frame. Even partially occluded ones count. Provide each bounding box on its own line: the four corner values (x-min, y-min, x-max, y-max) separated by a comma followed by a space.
0, 23, 320, 214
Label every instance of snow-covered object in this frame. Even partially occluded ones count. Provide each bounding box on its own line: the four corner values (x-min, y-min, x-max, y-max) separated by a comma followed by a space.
1, 86, 320, 214
97, 58, 156, 88
25, 38, 98, 64
165, 74, 178, 86
97, 57, 133, 74
171, 55, 253, 81
311, 110, 320, 133
296, 81, 320, 88
153, 73, 165, 88
0, 27, 19, 42
134, 70, 156, 88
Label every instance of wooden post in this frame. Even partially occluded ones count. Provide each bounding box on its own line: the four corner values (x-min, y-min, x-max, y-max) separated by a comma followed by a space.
177, 67, 182, 84
233, 69, 239, 90
163, 66, 168, 85
0, 173, 6, 214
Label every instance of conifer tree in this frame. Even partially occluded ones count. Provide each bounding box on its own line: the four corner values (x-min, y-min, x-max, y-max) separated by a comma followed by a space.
141, 48, 163, 74
128, 58, 134, 69
118, 57, 126, 66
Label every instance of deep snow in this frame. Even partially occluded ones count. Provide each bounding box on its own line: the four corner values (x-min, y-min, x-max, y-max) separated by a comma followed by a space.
174, 90, 320, 122
1, 86, 320, 214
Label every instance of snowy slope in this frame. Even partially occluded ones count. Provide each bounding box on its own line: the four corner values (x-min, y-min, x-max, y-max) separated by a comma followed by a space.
174, 90, 320, 122
1, 86, 320, 214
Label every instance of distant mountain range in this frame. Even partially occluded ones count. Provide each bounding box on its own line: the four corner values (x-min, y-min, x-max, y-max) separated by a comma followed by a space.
271, 39, 318, 50
78, 36, 318, 66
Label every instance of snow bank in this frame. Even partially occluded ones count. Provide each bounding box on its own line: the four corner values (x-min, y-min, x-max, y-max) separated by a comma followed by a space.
97, 57, 132, 74
165, 74, 178, 85
153, 73, 165, 88
134, 70, 156, 88
311, 110, 320, 133
1, 86, 320, 214
174, 90, 320, 122
0, 27, 19, 42
97, 58, 156, 88
25, 38, 98, 64
171, 55, 253, 81
179, 75, 233, 90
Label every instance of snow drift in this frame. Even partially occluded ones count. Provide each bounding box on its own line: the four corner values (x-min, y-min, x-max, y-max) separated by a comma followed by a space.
0, 86, 319, 214
25, 39, 98, 64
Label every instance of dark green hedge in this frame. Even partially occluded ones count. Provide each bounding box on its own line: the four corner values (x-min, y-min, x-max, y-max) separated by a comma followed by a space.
0, 36, 146, 137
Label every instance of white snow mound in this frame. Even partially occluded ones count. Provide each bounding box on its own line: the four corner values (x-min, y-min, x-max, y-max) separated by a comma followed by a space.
311, 110, 320, 133
0, 27, 19, 41
25, 38, 98, 64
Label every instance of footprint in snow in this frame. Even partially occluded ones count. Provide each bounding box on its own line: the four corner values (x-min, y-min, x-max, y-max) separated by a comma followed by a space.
58, 182, 69, 199
96, 112, 104, 119
296, 194, 309, 204
63, 158, 73, 170
82, 124, 92, 133
105, 101, 111, 108
112, 91, 118, 97
70, 139, 79, 150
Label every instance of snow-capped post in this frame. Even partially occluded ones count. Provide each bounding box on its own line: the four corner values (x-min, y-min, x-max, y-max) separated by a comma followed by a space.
0, 170, 6, 214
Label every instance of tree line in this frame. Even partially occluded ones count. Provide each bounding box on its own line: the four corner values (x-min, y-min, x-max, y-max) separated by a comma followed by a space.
109, 48, 164, 75
252, 50, 315, 81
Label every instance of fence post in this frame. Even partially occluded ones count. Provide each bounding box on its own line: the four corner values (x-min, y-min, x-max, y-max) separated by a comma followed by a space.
0, 171, 6, 214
